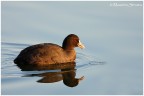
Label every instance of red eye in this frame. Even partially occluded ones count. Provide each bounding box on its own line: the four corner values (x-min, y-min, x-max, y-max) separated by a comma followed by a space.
74, 38, 78, 43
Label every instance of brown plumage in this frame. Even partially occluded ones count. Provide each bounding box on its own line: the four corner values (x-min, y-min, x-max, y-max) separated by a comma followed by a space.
14, 34, 85, 65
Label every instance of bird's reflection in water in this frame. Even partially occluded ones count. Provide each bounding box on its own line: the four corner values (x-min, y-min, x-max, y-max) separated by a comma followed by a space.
16, 62, 84, 87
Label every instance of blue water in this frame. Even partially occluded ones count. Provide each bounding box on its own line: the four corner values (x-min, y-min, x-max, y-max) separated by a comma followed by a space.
1, 1, 143, 95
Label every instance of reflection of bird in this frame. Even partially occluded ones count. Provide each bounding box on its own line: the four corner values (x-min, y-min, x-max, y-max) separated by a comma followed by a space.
14, 34, 85, 65
17, 62, 84, 87
62, 68, 84, 87
34, 72, 63, 83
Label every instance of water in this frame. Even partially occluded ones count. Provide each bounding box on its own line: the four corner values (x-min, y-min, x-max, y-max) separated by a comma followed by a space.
1, 1, 143, 95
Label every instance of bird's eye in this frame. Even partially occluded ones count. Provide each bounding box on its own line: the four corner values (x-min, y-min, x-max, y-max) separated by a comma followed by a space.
74, 38, 79, 43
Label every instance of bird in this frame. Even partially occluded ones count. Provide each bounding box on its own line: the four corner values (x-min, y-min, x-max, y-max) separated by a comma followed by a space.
14, 34, 85, 65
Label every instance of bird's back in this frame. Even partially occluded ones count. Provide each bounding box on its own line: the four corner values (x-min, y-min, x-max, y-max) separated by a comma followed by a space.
14, 43, 76, 65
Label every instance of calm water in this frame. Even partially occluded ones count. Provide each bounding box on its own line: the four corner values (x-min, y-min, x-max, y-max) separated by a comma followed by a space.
1, 1, 143, 95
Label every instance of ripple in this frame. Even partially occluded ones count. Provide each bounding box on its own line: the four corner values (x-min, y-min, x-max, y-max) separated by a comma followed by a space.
1, 42, 106, 77
76, 52, 106, 69
1, 42, 30, 47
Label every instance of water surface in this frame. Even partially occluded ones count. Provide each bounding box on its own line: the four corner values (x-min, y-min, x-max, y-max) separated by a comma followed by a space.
1, 1, 143, 95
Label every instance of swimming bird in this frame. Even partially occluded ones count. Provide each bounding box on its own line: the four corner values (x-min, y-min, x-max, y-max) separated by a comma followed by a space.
14, 34, 85, 65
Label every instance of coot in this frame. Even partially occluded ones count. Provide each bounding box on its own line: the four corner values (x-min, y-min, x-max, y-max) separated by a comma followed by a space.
14, 34, 85, 65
